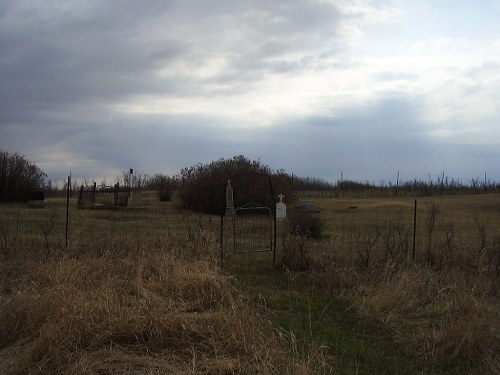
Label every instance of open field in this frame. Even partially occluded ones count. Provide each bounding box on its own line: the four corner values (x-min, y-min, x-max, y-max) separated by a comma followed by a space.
1, 192, 499, 374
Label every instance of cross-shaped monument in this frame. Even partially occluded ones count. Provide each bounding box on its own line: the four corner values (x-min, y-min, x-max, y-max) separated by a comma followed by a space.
276, 193, 286, 219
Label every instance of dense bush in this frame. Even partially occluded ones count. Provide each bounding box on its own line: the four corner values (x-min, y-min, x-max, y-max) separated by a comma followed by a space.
279, 234, 310, 271
0, 150, 46, 202
150, 174, 176, 202
179, 155, 292, 215
286, 208, 323, 239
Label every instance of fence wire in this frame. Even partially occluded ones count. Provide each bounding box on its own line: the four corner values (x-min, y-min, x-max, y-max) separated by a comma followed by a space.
1, 195, 499, 274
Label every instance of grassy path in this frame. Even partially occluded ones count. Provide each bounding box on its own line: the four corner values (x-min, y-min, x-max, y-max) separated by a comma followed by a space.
231, 263, 471, 375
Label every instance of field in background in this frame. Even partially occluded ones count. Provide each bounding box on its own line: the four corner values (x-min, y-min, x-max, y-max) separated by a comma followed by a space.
1, 192, 499, 374
290, 193, 500, 374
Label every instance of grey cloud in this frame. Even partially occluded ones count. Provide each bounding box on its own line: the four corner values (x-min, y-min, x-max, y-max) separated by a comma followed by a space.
197, 1, 342, 81
3, 92, 497, 184
0, 0, 343, 118
1, 0, 499, 185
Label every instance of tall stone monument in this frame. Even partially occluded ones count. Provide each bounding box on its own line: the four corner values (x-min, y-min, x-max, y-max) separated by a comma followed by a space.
225, 179, 235, 216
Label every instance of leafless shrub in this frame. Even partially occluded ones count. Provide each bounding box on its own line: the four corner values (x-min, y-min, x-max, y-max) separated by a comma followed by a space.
0, 149, 46, 202
279, 233, 310, 272
354, 225, 381, 269
179, 155, 292, 215
150, 173, 175, 202
37, 211, 55, 256
382, 215, 410, 264
471, 215, 500, 278
286, 209, 323, 239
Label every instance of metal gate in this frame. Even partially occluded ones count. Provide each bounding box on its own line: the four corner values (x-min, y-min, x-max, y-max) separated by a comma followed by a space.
220, 173, 277, 265
233, 205, 273, 253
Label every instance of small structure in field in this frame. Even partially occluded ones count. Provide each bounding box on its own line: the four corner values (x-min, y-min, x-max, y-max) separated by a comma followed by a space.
27, 191, 47, 208
77, 183, 131, 209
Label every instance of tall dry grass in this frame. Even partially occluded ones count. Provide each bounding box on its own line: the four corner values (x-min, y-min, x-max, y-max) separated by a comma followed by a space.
357, 266, 499, 370
2, 194, 498, 373
308, 196, 500, 374
0, 252, 285, 374
0, 200, 293, 374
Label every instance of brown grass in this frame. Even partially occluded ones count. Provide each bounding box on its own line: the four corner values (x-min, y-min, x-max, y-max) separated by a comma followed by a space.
0, 198, 386, 374
0, 251, 285, 374
1, 192, 499, 373
358, 267, 498, 362
306, 193, 500, 373
1, 197, 295, 373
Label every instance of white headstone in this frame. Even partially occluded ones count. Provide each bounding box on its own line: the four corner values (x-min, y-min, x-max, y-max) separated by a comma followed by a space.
276, 193, 286, 219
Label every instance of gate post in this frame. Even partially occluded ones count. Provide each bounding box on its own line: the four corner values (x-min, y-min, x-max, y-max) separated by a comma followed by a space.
273, 208, 277, 266
91, 182, 96, 204
220, 215, 224, 264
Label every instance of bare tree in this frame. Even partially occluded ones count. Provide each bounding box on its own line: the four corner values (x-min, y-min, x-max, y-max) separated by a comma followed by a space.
0, 149, 46, 202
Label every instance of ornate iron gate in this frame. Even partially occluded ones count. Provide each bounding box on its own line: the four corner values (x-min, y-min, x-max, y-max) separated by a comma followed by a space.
220, 173, 276, 265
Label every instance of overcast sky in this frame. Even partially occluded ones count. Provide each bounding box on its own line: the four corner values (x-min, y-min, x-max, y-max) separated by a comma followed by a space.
1, 0, 499, 185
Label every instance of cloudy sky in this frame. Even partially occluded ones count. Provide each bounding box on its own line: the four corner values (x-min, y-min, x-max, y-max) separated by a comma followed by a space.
1, 0, 499, 185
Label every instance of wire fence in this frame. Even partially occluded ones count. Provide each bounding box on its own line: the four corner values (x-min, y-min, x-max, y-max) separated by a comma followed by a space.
1, 193, 499, 274
311, 196, 500, 274
0, 197, 217, 259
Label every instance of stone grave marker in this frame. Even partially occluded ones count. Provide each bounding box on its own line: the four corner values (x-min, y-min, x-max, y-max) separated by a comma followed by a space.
276, 193, 286, 219
225, 179, 235, 216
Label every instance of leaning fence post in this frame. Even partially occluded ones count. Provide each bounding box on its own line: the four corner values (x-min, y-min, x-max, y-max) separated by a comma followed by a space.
412, 199, 417, 260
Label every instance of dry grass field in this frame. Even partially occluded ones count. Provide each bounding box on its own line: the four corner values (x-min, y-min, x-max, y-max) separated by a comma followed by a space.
0, 192, 499, 374
0, 195, 290, 374
293, 193, 500, 374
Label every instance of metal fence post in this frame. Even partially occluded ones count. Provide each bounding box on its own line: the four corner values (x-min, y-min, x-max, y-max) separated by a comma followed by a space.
413, 199, 417, 260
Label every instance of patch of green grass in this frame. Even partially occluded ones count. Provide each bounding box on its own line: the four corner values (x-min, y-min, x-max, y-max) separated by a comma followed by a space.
232, 266, 476, 374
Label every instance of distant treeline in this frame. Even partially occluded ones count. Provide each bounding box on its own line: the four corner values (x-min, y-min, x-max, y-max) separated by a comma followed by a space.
295, 176, 500, 197
39, 155, 499, 207
292, 176, 335, 191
